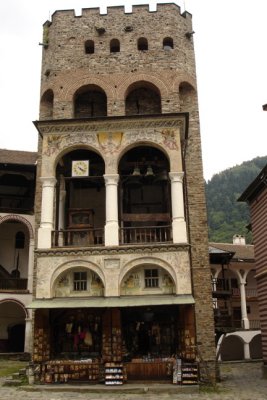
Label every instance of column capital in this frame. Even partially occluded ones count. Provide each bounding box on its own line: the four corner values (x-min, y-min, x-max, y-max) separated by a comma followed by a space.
104, 174, 120, 185
39, 176, 57, 187
169, 171, 184, 182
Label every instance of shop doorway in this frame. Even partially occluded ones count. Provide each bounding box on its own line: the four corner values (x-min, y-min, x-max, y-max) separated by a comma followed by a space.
50, 309, 103, 359
121, 306, 178, 359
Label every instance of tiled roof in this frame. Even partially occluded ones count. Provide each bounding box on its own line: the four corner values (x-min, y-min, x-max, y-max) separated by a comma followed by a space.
0, 149, 37, 165
209, 242, 254, 261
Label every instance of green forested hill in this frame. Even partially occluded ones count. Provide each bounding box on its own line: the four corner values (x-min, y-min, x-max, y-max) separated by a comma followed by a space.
205, 156, 267, 243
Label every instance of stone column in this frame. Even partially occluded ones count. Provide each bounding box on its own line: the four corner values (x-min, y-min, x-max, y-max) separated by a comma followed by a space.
37, 177, 57, 249
169, 172, 187, 243
244, 341, 251, 360
58, 175, 66, 246
104, 174, 119, 246
24, 316, 32, 353
58, 175, 66, 230
27, 239, 35, 292
240, 279, 250, 329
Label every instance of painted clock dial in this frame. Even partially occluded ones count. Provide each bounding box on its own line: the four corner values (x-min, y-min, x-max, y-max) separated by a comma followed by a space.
71, 160, 89, 177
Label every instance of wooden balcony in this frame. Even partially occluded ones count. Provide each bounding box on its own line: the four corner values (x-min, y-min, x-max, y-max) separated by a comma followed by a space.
120, 225, 172, 244
0, 278, 28, 291
212, 279, 258, 300
52, 228, 104, 247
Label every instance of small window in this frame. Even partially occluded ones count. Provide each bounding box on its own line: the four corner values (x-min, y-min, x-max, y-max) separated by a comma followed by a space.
145, 269, 159, 288
15, 231, 25, 249
110, 39, 120, 53
138, 37, 148, 51
85, 40, 94, 54
163, 37, 173, 50
73, 271, 87, 291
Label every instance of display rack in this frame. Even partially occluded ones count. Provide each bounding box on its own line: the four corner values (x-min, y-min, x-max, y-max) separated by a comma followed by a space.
33, 328, 50, 362
173, 359, 198, 385
104, 362, 126, 385
181, 362, 198, 385
36, 361, 100, 384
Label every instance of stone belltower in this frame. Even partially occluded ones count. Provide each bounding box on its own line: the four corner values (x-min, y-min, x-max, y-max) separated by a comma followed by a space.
32, 3, 216, 384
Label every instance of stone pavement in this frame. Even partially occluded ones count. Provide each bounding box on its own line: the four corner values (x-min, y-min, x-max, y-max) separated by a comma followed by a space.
0, 361, 266, 400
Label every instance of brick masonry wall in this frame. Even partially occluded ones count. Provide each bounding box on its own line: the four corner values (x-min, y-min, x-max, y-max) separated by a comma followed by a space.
180, 84, 216, 364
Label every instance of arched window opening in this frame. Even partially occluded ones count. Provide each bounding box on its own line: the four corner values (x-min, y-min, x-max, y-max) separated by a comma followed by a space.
121, 265, 175, 296
125, 82, 161, 115
163, 37, 173, 50
85, 40, 94, 54
12, 231, 26, 278
40, 89, 54, 120
119, 146, 171, 245
137, 37, 148, 51
110, 39, 120, 53
74, 85, 107, 118
15, 231, 25, 249
53, 149, 105, 247
179, 82, 196, 111
54, 268, 104, 297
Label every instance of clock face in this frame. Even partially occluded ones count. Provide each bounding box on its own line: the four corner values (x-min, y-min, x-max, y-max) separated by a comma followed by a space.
72, 160, 89, 177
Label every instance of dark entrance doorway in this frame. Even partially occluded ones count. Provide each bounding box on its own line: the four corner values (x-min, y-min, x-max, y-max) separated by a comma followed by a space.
8, 324, 25, 352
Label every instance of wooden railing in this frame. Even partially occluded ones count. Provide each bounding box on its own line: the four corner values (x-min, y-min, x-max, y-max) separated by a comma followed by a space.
212, 280, 258, 299
0, 278, 28, 290
232, 287, 258, 298
249, 320, 261, 329
120, 225, 172, 244
52, 228, 104, 247
214, 315, 242, 329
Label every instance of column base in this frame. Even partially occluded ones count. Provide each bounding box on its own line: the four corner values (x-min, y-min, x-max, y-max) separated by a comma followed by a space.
242, 318, 250, 329
37, 227, 52, 249
105, 223, 119, 246
172, 219, 188, 243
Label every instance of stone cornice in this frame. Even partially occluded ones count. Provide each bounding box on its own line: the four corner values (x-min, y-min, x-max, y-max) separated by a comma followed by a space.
35, 243, 190, 257
34, 113, 189, 141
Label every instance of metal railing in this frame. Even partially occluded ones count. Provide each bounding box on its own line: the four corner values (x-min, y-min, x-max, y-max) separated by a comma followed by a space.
52, 228, 104, 247
0, 278, 28, 290
120, 225, 172, 244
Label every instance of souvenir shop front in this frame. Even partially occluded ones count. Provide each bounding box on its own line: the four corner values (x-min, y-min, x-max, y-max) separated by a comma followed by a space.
30, 298, 198, 385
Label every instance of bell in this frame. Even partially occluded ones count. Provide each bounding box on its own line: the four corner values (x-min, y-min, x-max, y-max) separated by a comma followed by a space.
155, 170, 168, 183
127, 166, 141, 187
132, 166, 141, 176
145, 166, 154, 176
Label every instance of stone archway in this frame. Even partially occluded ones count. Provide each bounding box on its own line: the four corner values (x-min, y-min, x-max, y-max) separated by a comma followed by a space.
250, 334, 262, 359
220, 335, 244, 361
0, 299, 28, 352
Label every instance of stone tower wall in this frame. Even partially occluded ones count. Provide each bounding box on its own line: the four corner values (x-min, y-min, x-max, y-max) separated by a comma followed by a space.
40, 4, 196, 119
36, 2, 216, 374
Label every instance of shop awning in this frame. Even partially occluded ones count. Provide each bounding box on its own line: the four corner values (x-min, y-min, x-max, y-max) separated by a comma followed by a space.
27, 295, 195, 309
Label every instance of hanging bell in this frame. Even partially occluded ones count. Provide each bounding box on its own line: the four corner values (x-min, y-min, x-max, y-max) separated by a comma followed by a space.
155, 170, 168, 183
145, 166, 154, 177
132, 166, 141, 176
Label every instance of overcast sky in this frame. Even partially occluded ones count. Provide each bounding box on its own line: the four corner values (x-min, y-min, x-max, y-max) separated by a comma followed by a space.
0, 0, 266, 180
